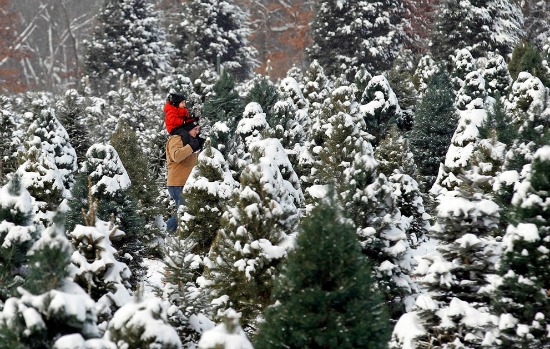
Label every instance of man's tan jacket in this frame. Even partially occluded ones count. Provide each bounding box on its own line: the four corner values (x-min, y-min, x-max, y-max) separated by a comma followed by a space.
166, 135, 198, 186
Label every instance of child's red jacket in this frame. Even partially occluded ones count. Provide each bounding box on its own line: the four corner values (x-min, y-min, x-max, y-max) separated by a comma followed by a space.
164, 101, 192, 134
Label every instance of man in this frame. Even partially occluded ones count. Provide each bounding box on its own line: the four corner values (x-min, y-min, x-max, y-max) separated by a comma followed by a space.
165, 120, 203, 232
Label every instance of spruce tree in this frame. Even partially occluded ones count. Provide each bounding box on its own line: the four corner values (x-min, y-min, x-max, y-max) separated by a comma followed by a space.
503, 72, 550, 172
431, 0, 522, 64
492, 146, 550, 348
360, 75, 403, 147
254, 197, 391, 349
482, 54, 513, 99
0, 97, 18, 180
20, 96, 77, 195
172, 0, 257, 80
110, 120, 163, 257
409, 68, 458, 191
84, 0, 173, 93
270, 77, 309, 165
55, 89, 92, 162
67, 144, 146, 289
179, 141, 238, 257
205, 144, 299, 333
227, 102, 271, 181
374, 126, 428, 247
203, 72, 246, 158
308, 0, 407, 77
0, 216, 103, 349
0, 174, 37, 302
397, 175, 502, 347
244, 76, 279, 123
508, 41, 550, 87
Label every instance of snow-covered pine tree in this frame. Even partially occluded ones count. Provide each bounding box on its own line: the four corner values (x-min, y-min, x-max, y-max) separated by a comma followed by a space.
179, 140, 238, 257
343, 148, 416, 320
386, 58, 418, 132
482, 53, 513, 99
508, 41, 550, 87
55, 89, 92, 162
502, 72, 550, 173
450, 48, 478, 93
270, 77, 309, 169
412, 55, 438, 98
254, 196, 391, 349
306, 80, 370, 205
392, 174, 502, 347
492, 146, 550, 348
374, 126, 429, 247
110, 120, 164, 257
20, 96, 77, 195
0, 97, 19, 180
431, 71, 490, 195
205, 139, 299, 334
409, 67, 459, 191
308, 0, 407, 77
68, 215, 132, 326
359, 75, 403, 147
104, 297, 182, 349
0, 217, 103, 349
172, 0, 257, 81
302, 60, 330, 115
244, 76, 279, 123
83, 0, 173, 93
227, 102, 271, 181
203, 72, 246, 158
0, 174, 37, 302
431, 0, 522, 64
68, 144, 146, 289
523, 0, 550, 49
198, 309, 252, 349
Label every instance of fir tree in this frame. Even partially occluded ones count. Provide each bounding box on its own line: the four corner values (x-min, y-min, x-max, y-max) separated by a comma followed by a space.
386, 59, 418, 132
0, 174, 37, 302
396, 176, 502, 348
104, 297, 182, 349
205, 144, 299, 333
0, 217, 102, 349
503, 72, 550, 172
244, 76, 279, 123
492, 146, 550, 348
0, 97, 19, 180
179, 141, 238, 257
374, 126, 428, 247
360, 75, 403, 147
203, 72, 246, 158
84, 0, 172, 93
172, 0, 257, 80
482, 54, 513, 99
270, 77, 309, 163
431, 0, 522, 64
20, 96, 77, 195
110, 120, 164, 257
228, 102, 271, 181
508, 41, 550, 87
412, 55, 438, 98
68, 144, 146, 289
254, 197, 391, 349
344, 152, 416, 320
308, 0, 407, 77
409, 68, 459, 191
55, 89, 92, 162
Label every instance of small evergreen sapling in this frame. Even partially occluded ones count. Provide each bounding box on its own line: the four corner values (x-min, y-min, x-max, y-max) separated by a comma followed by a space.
254, 198, 391, 349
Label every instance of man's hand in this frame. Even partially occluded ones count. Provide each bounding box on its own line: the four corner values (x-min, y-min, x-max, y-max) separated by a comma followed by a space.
188, 137, 202, 152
